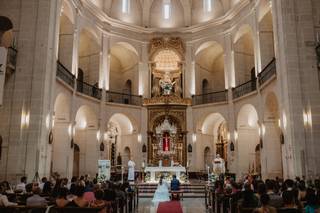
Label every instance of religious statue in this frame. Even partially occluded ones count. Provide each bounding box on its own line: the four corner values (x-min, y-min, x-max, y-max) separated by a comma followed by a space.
212, 154, 225, 175
127, 158, 136, 181
159, 72, 175, 95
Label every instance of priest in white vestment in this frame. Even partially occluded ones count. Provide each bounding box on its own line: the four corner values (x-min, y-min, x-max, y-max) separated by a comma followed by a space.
128, 159, 136, 181
212, 154, 225, 175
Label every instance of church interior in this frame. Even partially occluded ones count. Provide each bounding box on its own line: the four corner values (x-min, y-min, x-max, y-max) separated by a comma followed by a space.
0, 0, 320, 212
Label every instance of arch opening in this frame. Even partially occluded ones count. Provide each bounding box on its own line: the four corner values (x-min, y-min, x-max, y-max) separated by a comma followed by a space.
237, 104, 260, 177
109, 42, 139, 94
78, 28, 101, 85
234, 25, 255, 86
195, 41, 225, 94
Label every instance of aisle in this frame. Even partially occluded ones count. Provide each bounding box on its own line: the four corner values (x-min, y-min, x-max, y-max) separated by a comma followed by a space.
157, 201, 182, 213
137, 198, 206, 213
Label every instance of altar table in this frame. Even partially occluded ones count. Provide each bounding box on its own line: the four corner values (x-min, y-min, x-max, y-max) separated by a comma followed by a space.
144, 166, 186, 182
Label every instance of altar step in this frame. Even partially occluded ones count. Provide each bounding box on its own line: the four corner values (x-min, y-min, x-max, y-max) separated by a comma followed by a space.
137, 183, 206, 198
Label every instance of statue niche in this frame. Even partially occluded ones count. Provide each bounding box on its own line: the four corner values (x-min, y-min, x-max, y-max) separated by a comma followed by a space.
148, 113, 185, 167
149, 37, 184, 99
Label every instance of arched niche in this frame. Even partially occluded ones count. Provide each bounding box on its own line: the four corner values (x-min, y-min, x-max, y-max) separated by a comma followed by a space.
233, 25, 255, 86
78, 28, 101, 85
195, 41, 225, 94
109, 42, 139, 94
197, 112, 229, 170
236, 104, 260, 176
54, 93, 71, 123
58, 1, 75, 71
259, 10, 275, 70
263, 92, 283, 178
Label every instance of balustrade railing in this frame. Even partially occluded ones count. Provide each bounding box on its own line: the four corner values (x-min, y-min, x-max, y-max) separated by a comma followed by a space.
106, 90, 142, 106
77, 80, 102, 100
192, 90, 228, 105
232, 78, 257, 99
56, 61, 75, 88
258, 58, 276, 85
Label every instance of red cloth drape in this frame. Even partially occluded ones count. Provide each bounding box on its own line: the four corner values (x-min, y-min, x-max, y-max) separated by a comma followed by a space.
163, 132, 170, 151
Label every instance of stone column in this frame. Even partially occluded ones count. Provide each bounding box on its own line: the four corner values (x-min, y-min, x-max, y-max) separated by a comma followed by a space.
0, 0, 64, 180
71, 11, 80, 77
224, 33, 237, 175
184, 43, 195, 98
272, 0, 320, 178
139, 43, 149, 98
252, 9, 262, 74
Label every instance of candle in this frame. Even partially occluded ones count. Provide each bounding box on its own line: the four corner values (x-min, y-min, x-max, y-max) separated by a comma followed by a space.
142, 161, 145, 168
121, 166, 124, 183
187, 161, 189, 167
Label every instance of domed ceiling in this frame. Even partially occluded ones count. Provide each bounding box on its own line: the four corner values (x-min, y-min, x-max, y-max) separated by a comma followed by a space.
85, 0, 243, 28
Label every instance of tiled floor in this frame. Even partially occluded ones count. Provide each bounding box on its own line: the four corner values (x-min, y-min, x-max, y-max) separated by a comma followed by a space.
137, 198, 207, 213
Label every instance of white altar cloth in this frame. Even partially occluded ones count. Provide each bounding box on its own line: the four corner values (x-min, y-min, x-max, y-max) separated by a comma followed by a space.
144, 166, 186, 182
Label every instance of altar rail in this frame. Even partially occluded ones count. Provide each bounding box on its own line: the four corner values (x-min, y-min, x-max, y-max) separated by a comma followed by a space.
232, 78, 257, 99
192, 90, 228, 105
106, 90, 142, 106
56, 61, 75, 88
258, 57, 276, 86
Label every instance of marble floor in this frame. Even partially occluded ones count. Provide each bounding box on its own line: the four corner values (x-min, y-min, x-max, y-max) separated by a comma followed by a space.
137, 198, 207, 213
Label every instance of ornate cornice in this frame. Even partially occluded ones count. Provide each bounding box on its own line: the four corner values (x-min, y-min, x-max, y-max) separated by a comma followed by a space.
143, 95, 192, 106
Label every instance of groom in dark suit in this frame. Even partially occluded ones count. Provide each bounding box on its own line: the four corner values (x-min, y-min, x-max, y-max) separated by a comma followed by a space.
171, 175, 181, 200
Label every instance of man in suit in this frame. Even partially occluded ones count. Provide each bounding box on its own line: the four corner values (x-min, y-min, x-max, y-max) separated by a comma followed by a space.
170, 175, 181, 200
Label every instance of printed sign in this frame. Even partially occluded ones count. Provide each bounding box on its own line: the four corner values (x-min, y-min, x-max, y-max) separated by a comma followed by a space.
98, 159, 111, 181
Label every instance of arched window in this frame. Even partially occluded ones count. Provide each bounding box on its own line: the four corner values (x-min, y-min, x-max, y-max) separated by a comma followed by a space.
203, 0, 212, 12
122, 0, 130, 14
163, 0, 171, 20
202, 79, 209, 94
124, 79, 132, 95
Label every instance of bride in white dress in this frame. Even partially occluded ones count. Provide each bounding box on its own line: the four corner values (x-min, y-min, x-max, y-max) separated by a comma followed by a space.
152, 176, 170, 204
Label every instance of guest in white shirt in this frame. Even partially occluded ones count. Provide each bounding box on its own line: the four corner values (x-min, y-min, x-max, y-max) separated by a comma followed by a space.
16, 176, 27, 193
0, 187, 17, 207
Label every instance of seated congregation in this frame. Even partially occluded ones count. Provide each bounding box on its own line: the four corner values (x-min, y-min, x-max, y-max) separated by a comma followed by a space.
0, 175, 137, 213
207, 176, 320, 213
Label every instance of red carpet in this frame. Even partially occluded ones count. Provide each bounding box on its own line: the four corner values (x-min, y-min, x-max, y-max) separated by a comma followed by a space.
157, 201, 183, 213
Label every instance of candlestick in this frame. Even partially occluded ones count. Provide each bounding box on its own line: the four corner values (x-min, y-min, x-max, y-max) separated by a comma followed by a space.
207, 166, 210, 183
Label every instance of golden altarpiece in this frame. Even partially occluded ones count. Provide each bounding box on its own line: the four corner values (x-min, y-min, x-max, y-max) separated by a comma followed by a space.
143, 37, 191, 167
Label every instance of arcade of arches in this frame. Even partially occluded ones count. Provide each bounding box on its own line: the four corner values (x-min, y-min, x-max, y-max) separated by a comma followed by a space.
0, 0, 320, 184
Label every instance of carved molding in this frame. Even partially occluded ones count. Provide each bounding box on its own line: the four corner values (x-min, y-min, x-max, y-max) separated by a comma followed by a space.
149, 37, 185, 60
143, 95, 191, 106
